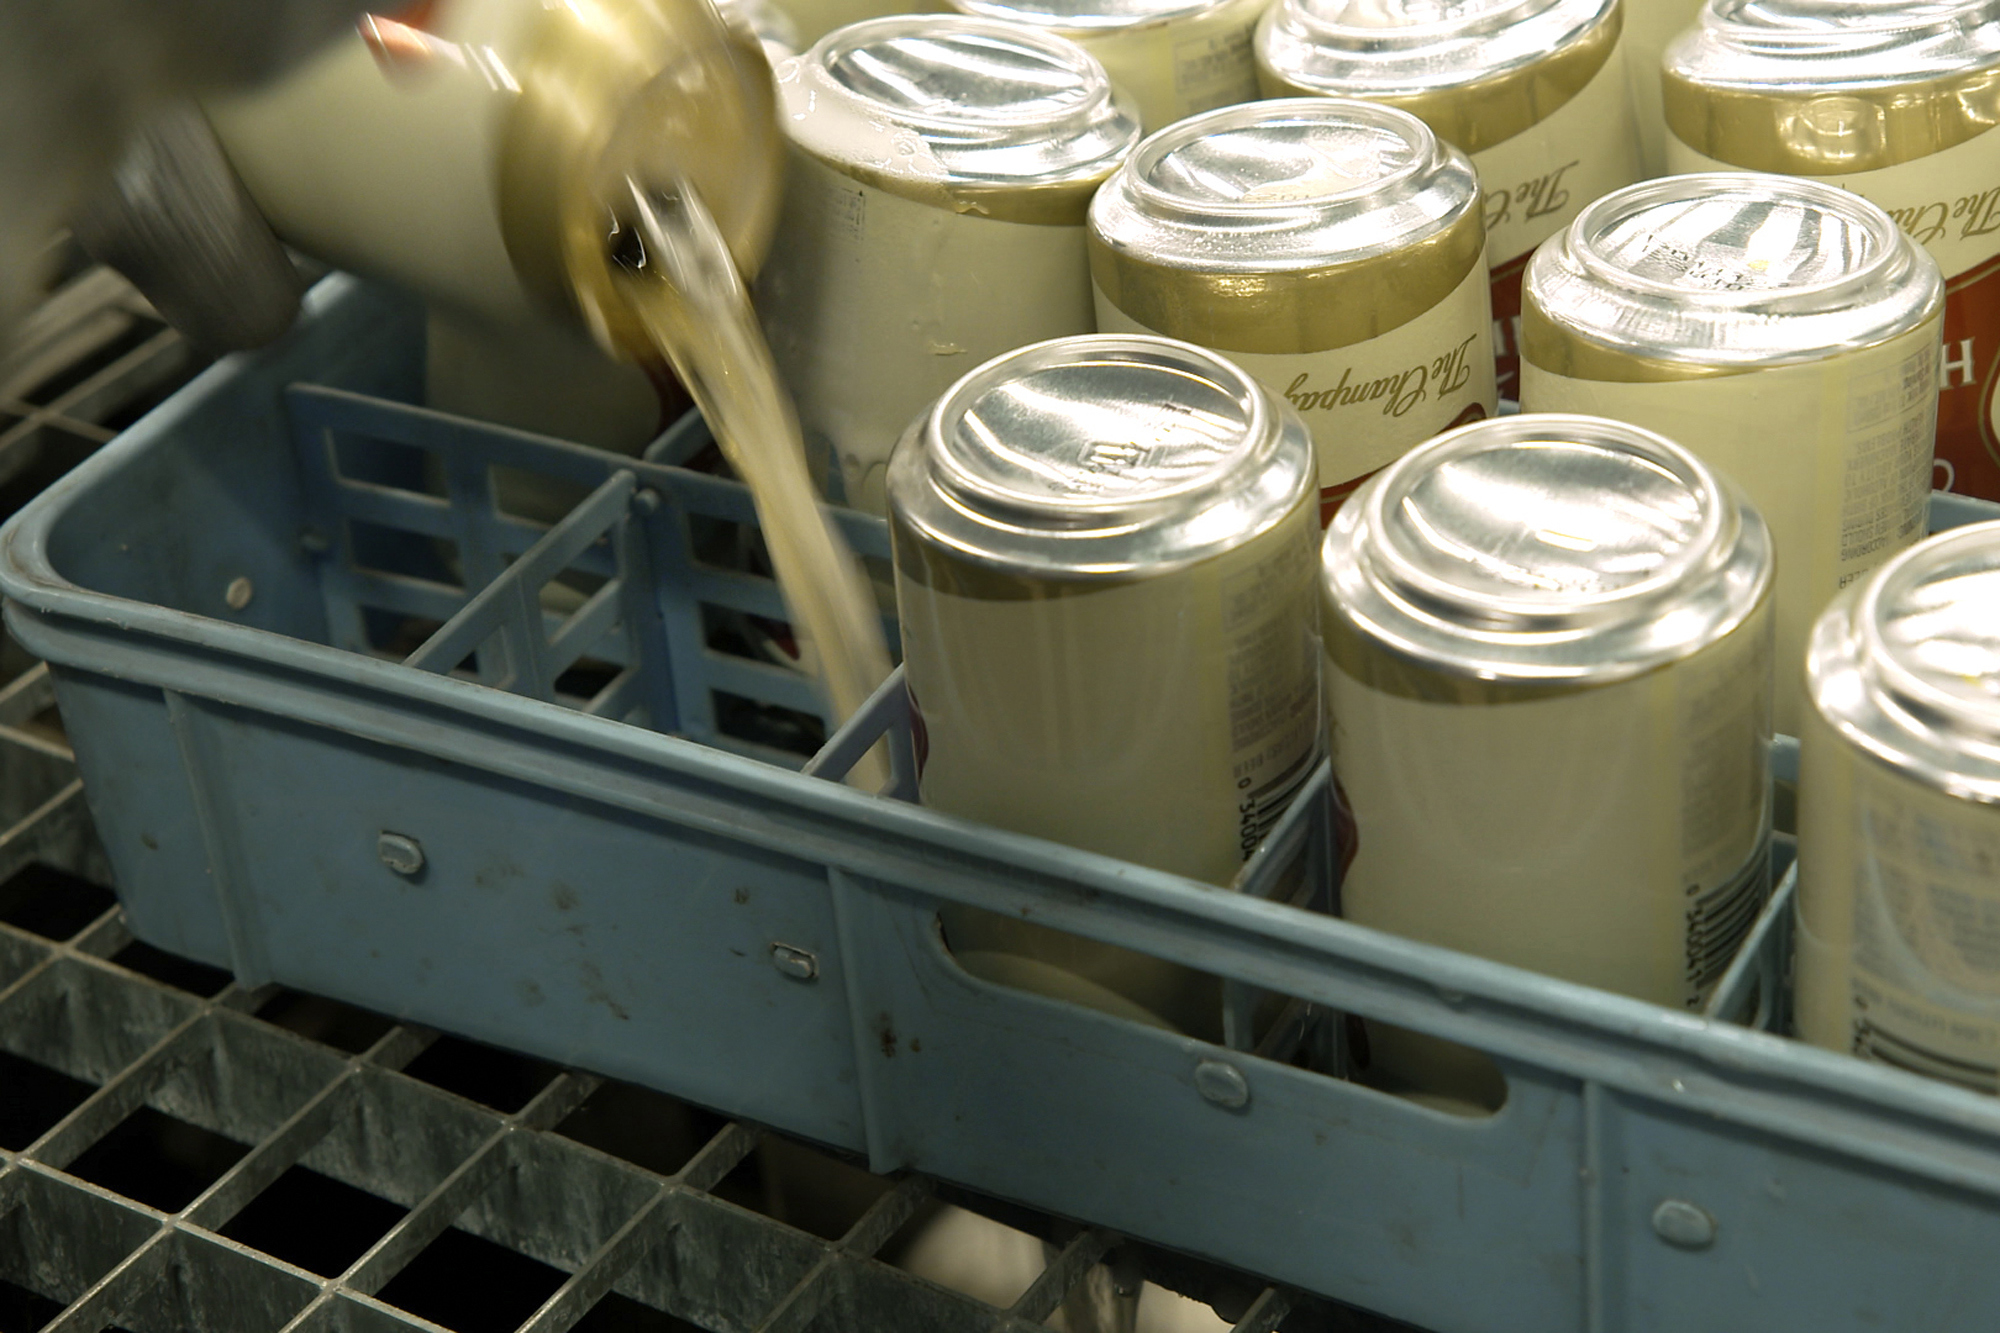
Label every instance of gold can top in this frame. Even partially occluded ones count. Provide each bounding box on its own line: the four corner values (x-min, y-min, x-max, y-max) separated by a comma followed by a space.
1255, 0, 1622, 154
1088, 97, 1485, 351
776, 15, 1143, 224
1523, 171, 1943, 380
1664, 0, 2000, 174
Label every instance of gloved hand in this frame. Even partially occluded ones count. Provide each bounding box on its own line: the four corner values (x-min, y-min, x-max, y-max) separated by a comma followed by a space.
71, 103, 306, 353
0, 0, 372, 348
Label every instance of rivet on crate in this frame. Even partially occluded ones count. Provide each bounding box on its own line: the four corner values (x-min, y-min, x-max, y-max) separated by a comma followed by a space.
1194, 1060, 1251, 1111
377, 832, 426, 877
631, 487, 663, 517
1650, 1199, 1717, 1250
224, 577, 255, 610
770, 943, 820, 982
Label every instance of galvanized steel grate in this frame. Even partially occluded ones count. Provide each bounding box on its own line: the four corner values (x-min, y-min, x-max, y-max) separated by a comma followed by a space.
0, 263, 1409, 1333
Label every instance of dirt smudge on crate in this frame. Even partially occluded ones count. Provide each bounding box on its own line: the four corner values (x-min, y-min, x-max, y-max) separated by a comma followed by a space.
517, 979, 546, 1007
877, 1014, 897, 1058
579, 960, 631, 1021
733, 887, 751, 905
551, 883, 579, 912
140, 832, 158, 850
475, 857, 524, 891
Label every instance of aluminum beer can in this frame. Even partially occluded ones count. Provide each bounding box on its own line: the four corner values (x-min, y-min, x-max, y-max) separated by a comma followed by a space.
756, 16, 1142, 516
1796, 522, 2000, 1091
1089, 98, 1495, 526
1254, 0, 1643, 401
1322, 414, 1774, 1022
946, 0, 1268, 130
1621, 0, 1704, 175
1521, 172, 1944, 738
1664, 0, 2000, 500
890, 334, 1322, 1039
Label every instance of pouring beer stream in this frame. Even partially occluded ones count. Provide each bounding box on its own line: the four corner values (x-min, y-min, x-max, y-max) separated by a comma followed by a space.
584, 174, 894, 788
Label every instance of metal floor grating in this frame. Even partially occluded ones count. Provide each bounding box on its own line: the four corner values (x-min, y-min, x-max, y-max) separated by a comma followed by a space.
0, 264, 1417, 1333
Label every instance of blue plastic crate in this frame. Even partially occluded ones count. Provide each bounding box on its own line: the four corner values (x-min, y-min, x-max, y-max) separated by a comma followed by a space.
11, 273, 2000, 1333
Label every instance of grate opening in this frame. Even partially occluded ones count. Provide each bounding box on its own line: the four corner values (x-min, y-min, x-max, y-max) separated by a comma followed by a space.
399, 1035, 564, 1113
572, 1291, 716, 1333
63, 1105, 251, 1213
373, 1226, 570, 1333
253, 989, 398, 1054
14, 314, 168, 406
554, 1082, 726, 1179
0, 862, 116, 940
220, 1164, 407, 1278
0, 1047, 95, 1149
0, 1275, 65, 1330
741, 1137, 897, 1242
108, 939, 233, 998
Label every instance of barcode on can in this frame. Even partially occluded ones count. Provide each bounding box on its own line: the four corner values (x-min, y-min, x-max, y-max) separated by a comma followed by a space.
1237, 747, 1314, 862
1852, 1014, 2000, 1094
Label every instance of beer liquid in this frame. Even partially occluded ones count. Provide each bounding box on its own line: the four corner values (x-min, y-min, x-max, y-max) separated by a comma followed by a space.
583, 176, 893, 786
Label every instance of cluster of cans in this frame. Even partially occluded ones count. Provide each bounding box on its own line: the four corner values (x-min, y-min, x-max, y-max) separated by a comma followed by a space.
750, 0, 2000, 1095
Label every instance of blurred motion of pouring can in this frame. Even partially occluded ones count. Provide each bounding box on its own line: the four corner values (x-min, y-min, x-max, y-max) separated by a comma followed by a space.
946, 0, 1269, 130
1089, 98, 1494, 524
1796, 523, 2000, 1091
755, 16, 1142, 517
889, 335, 1322, 1040
1322, 414, 1773, 1097
1521, 173, 1943, 738
1254, 0, 1643, 402
1664, 0, 2000, 500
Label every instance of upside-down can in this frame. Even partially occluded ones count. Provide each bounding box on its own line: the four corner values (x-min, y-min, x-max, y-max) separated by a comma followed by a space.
947, 0, 1268, 130
1521, 172, 1944, 737
1664, 0, 2000, 500
755, 16, 1142, 515
1090, 97, 1494, 524
1322, 414, 1773, 1097
1796, 522, 2000, 1092
1255, 0, 1643, 400
890, 334, 1322, 1040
